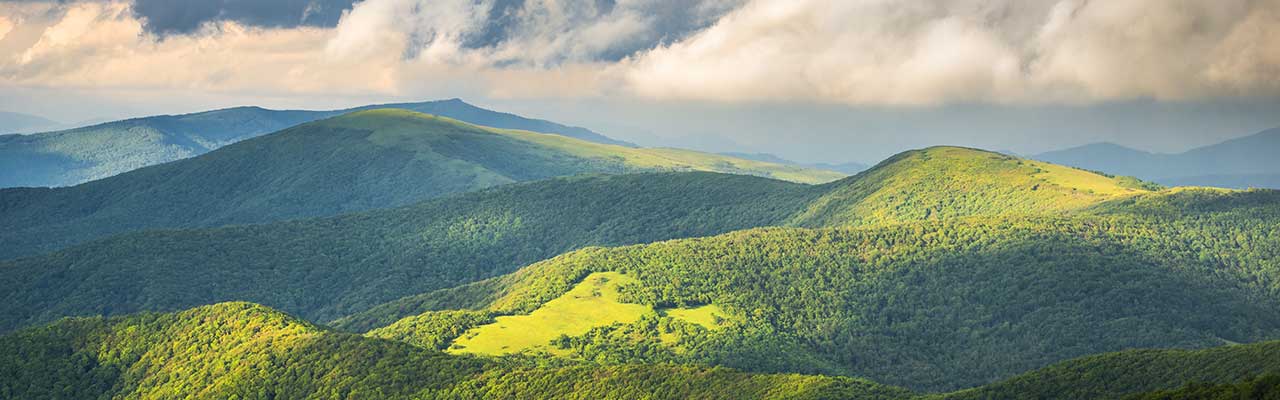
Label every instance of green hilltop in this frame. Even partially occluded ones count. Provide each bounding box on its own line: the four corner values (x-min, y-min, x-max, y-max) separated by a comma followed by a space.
792, 146, 1156, 227
0, 109, 841, 260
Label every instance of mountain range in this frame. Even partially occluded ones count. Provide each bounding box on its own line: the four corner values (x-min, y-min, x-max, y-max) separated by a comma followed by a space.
5, 134, 1278, 397
1, 105, 1278, 398
0, 109, 841, 261
0, 99, 636, 189
1034, 127, 1280, 189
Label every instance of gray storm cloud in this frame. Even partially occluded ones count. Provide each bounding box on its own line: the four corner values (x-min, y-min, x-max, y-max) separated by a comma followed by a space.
0, 0, 1277, 105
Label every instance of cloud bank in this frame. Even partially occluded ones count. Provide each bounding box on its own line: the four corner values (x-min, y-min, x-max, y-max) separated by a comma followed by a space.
0, 0, 1277, 105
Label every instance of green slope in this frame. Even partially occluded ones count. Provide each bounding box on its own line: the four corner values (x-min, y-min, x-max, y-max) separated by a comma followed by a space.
0, 98, 634, 190
0, 106, 326, 189
2, 146, 1275, 397
360, 188, 1280, 392
1122, 374, 1280, 399
942, 339, 1280, 399
0, 172, 821, 332
5, 301, 1277, 399
0, 146, 1155, 334
0, 302, 911, 400
0, 109, 841, 260
341, 146, 1167, 330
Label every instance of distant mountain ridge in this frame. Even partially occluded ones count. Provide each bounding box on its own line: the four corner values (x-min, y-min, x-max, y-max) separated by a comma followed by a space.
0, 111, 60, 134
1034, 127, 1280, 189
0, 109, 841, 260
0, 99, 632, 188
720, 152, 868, 174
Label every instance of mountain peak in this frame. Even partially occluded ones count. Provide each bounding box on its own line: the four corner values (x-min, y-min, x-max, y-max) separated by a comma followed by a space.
792, 146, 1153, 227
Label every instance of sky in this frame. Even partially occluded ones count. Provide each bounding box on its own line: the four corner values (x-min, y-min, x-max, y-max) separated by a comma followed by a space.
1, 0, 1278, 163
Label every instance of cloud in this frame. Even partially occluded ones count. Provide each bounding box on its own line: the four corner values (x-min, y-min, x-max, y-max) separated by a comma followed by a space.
0, 16, 13, 41
623, 0, 1280, 105
0, 0, 1277, 106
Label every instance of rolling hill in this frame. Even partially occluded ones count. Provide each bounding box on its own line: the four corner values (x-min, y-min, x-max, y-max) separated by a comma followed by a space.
0, 109, 841, 260
0, 106, 328, 188
1034, 127, 1280, 189
0, 98, 634, 189
350, 188, 1280, 392
790, 146, 1157, 227
3, 295, 1279, 398
0, 302, 908, 400
943, 338, 1280, 399
0, 172, 825, 332
0, 147, 1156, 333
0, 146, 1275, 397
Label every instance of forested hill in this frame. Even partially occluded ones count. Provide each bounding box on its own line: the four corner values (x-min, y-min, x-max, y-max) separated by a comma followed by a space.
0, 98, 632, 189
0, 172, 823, 332
943, 338, 1280, 399
0, 146, 1275, 397
792, 146, 1159, 227
0, 302, 910, 400
0, 109, 841, 260
0, 146, 1164, 333
351, 188, 1280, 392
3, 301, 1278, 398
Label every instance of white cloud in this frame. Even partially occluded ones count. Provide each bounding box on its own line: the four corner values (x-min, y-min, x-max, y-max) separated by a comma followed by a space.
624, 0, 1280, 105
0, 0, 1277, 106
0, 16, 14, 42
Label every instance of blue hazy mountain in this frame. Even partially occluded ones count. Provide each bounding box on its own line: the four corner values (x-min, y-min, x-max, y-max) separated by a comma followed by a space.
1034, 127, 1280, 189
0, 111, 60, 134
